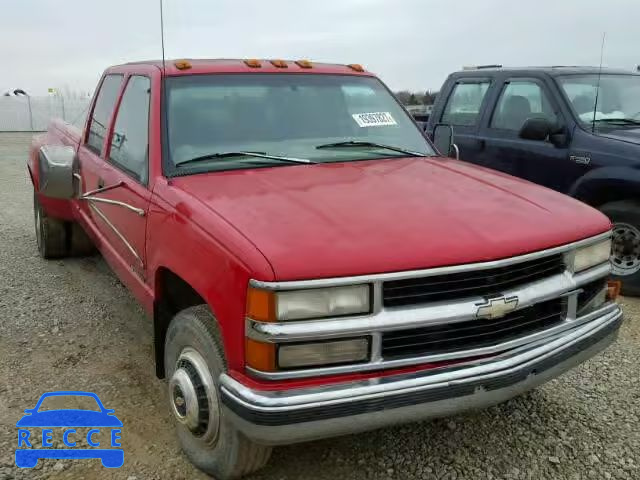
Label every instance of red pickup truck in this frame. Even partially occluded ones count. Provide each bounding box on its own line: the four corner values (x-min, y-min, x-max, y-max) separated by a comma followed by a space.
29, 59, 623, 479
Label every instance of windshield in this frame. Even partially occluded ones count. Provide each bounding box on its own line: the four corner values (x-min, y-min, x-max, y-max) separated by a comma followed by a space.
557, 74, 640, 127
165, 74, 434, 173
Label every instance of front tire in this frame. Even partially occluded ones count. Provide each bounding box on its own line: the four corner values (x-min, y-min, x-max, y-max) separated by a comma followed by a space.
600, 200, 640, 296
164, 305, 272, 479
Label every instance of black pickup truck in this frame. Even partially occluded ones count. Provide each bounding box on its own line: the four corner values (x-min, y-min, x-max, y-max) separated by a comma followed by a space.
425, 66, 640, 295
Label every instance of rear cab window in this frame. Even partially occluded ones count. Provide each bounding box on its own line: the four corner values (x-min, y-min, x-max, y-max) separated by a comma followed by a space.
86, 75, 124, 154
441, 80, 491, 127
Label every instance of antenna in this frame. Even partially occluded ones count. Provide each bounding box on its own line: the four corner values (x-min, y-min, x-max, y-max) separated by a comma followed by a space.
159, 0, 167, 75
591, 32, 606, 133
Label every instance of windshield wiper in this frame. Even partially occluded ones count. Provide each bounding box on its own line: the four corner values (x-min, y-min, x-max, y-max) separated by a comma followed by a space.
175, 151, 315, 167
593, 118, 640, 126
315, 141, 429, 157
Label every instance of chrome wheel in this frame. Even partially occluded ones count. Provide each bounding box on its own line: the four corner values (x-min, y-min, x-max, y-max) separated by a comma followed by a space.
169, 347, 220, 446
611, 222, 640, 276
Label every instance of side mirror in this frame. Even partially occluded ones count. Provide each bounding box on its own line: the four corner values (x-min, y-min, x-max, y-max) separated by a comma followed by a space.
519, 117, 552, 141
433, 123, 459, 159
38, 145, 76, 199
549, 130, 568, 147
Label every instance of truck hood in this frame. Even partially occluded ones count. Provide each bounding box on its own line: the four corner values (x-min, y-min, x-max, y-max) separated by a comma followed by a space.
599, 127, 640, 145
172, 158, 611, 280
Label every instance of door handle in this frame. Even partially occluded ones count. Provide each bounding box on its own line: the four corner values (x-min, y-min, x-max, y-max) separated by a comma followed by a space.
97, 178, 105, 189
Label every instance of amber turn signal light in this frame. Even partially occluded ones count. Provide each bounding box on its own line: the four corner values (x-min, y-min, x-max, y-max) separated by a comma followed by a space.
245, 338, 276, 372
607, 280, 622, 300
244, 59, 262, 68
246, 287, 276, 322
295, 59, 313, 69
347, 63, 365, 72
270, 59, 288, 68
174, 60, 192, 70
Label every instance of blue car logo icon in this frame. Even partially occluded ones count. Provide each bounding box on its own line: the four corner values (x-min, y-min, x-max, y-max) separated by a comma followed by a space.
16, 391, 123, 468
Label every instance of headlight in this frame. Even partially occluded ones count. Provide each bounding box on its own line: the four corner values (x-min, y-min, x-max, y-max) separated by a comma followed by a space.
278, 338, 370, 369
247, 285, 371, 322
277, 285, 370, 321
572, 239, 612, 272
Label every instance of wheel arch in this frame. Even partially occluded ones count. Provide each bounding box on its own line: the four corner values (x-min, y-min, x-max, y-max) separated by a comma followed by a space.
569, 167, 640, 208
153, 267, 212, 378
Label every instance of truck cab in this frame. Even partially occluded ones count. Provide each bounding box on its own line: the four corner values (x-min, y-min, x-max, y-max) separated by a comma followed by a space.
426, 66, 640, 295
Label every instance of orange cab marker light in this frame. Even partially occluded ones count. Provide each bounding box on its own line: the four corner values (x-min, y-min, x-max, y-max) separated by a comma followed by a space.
347, 63, 365, 72
244, 59, 262, 68
246, 287, 276, 322
174, 60, 192, 70
607, 280, 622, 300
295, 60, 313, 69
270, 59, 288, 68
246, 338, 276, 372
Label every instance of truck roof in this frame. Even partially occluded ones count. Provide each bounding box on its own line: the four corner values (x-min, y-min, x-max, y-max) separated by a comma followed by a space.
453, 65, 639, 77
109, 58, 373, 77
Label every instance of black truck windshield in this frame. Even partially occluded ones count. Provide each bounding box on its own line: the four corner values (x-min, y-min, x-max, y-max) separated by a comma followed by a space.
165, 74, 434, 172
558, 74, 640, 127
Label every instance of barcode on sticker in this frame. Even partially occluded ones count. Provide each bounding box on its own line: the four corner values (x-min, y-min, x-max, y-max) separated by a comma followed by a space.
352, 112, 397, 127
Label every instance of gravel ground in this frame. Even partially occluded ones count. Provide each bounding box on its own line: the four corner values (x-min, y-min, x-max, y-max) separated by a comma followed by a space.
0, 132, 638, 480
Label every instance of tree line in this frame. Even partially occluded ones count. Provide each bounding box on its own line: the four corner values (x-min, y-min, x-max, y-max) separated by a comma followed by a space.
394, 90, 439, 106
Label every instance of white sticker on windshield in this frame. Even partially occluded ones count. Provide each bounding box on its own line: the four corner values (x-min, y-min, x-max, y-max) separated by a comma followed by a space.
352, 112, 397, 127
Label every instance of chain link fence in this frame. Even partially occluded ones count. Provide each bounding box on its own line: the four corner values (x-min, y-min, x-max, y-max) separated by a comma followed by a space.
0, 96, 90, 132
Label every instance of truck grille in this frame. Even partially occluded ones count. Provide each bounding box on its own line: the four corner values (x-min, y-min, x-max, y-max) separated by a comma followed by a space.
381, 298, 567, 359
578, 279, 607, 310
382, 254, 565, 307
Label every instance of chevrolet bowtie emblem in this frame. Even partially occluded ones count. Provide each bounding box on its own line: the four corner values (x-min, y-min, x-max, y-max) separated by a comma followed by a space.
476, 296, 519, 319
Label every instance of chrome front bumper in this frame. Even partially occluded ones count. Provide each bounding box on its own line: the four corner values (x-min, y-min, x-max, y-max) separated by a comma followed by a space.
221, 303, 622, 445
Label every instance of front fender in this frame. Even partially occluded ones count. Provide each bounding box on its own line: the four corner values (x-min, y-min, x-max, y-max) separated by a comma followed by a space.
147, 187, 276, 374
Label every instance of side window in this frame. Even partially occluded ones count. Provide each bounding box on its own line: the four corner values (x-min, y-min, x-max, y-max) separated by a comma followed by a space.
86, 75, 123, 154
441, 81, 490, 126
491, 81, 557, 131
109, 76, 151, 184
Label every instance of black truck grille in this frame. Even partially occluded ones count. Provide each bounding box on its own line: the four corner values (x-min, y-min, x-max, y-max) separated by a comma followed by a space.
382, 254, 565, 307
381, 298, 567, 360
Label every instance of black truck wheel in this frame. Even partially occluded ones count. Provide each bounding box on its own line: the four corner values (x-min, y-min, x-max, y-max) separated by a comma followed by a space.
164, 305, 272, 479
600, 200, 640, 296
34, 192, 68, 259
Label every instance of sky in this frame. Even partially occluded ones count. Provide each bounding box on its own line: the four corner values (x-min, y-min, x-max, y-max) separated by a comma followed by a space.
2, 0, 640, 96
